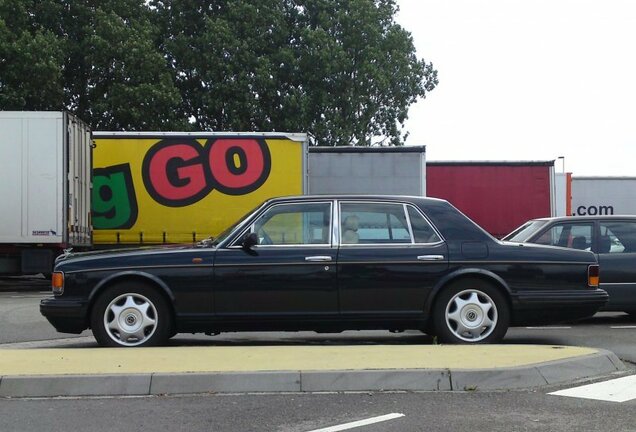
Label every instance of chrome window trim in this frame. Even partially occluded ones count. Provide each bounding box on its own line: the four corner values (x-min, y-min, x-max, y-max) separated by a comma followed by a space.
403, 203, 415, 242
227, 243, 333, 249
214, 261, 337, 267
405, 203, 445, 244
227, 200, 334, 249
337, 200, 445, 247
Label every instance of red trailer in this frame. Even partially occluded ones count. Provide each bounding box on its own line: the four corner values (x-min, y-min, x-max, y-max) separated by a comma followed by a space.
426, 161, 560, 238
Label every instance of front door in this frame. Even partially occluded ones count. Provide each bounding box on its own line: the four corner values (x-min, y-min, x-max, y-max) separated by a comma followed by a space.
214, 201, 338, 321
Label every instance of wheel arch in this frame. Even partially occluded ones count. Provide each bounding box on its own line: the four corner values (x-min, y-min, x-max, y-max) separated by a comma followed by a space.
87, 271, 176, 327
424, 268, 513, 317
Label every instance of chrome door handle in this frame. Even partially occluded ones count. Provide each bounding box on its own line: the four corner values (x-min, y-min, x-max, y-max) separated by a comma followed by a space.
417, 255, 445, 261
305, 256, 333, 262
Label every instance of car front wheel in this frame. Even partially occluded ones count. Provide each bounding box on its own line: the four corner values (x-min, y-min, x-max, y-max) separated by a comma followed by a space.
433, 279, 510, 344
91, 282, 172, 347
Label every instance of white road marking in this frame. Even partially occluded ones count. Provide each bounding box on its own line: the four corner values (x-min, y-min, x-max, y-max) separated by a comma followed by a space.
549, 375, 636, 403
611, 326, 636, 329
305, 413, 405, 432
524, 326, 572, 329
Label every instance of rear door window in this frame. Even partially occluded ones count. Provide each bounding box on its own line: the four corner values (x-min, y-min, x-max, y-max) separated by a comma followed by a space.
339, 202, 442, 245
534, 223, 593, 250
599, 221, 636, 253
407, 206, 442, 243
340, 202, 411, 244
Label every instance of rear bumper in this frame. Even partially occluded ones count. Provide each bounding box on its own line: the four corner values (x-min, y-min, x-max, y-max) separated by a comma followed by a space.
512, 288, 609, 325
40, 297, 89, 334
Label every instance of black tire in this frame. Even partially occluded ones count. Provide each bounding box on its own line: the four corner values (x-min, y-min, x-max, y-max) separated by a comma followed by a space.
90, 281, 172, 347
433, 278, 510, 344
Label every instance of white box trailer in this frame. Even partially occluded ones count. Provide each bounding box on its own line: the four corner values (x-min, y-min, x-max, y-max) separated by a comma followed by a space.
308, 146, 426, 196
571, 177, 636, 216
0, 111, 92, 275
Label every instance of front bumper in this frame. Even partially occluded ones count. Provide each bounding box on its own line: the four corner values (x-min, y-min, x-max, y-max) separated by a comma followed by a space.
40, 297, 89, 334
512, 288, 609, 326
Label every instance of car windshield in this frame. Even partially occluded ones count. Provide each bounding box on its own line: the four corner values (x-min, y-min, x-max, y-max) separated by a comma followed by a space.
198, 203, 264, 247
502, 220, 549, 242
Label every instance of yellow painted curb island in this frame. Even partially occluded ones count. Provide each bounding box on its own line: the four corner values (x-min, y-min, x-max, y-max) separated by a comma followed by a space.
0, 345, 598, 376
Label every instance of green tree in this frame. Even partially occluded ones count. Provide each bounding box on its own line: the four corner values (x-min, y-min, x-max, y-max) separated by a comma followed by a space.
1, 0, 436, 139
153, 0, 437, 145
0, 0, 65, 109
295, 0, 437, 145
0, 0, 183, 130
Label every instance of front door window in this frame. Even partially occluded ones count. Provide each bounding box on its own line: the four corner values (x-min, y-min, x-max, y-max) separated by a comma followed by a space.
251, 202, 332, 246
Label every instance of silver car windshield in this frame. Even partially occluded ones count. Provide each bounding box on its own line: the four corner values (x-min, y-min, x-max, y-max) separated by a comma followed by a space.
503, 220, 549, 242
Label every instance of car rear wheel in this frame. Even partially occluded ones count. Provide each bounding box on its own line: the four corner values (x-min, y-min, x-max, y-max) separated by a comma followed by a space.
91, 282, 172, 347
433, 279, 510, 344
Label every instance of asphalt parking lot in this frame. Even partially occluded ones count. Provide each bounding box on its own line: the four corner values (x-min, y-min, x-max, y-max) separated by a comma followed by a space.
2, 287, 636, 431
1, 289, 635, 397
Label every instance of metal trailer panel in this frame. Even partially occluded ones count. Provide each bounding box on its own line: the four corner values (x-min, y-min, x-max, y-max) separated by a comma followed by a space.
308, 146, 426, 196
0, 112, 65, 244
91, 132, 308, 245
426, 162, 555, 238
554, 172, 569, 217
66, 112, 93, 247
571, 177, 636, 216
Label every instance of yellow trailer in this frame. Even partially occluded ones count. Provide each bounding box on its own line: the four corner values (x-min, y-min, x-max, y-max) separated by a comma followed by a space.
92, 132, 307, 245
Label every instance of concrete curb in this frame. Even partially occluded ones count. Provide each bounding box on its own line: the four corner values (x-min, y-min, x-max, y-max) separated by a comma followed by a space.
0, 349, 625, 398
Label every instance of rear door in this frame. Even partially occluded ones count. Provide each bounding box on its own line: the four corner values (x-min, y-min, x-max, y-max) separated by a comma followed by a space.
336, 201, 449, 319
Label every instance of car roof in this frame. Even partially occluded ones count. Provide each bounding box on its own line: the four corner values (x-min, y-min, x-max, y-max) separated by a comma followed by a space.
530, 215, 636, 222
265, 194, 450, 205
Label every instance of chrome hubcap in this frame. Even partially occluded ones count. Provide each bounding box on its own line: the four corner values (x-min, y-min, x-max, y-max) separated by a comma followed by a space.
445, 289, 498, 342
104, 293, 158, 346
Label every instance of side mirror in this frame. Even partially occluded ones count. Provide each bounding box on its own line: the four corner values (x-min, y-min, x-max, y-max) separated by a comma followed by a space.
241, 232, 258, 249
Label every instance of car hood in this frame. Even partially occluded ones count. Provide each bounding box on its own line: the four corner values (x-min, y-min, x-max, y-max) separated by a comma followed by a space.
54, 243, 217, 269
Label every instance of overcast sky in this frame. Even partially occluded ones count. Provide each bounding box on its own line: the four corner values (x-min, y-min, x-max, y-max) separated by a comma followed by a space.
396, 0, 636, 176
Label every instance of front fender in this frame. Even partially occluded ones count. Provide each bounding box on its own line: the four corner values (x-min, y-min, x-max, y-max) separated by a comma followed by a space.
88, 271, 176, 304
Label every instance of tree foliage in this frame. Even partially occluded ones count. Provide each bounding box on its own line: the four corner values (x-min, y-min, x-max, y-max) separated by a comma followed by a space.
0, 0, 437, 144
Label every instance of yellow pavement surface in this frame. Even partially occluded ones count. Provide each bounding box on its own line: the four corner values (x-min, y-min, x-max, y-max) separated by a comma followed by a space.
0, 345, 599, 376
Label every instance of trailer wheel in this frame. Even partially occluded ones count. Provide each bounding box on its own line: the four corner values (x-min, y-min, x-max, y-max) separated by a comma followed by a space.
91, 282, 172, 347
433, 279, 509, 344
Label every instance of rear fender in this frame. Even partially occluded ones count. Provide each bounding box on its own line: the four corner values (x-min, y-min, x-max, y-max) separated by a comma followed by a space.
424, 268, 512, 315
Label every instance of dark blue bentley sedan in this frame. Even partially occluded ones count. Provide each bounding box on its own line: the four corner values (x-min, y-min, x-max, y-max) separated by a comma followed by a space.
41, 195, 607, 347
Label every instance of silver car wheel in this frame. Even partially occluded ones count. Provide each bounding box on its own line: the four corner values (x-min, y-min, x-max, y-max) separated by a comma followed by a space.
445, 289, 498, 342
103, 293, 158, 347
